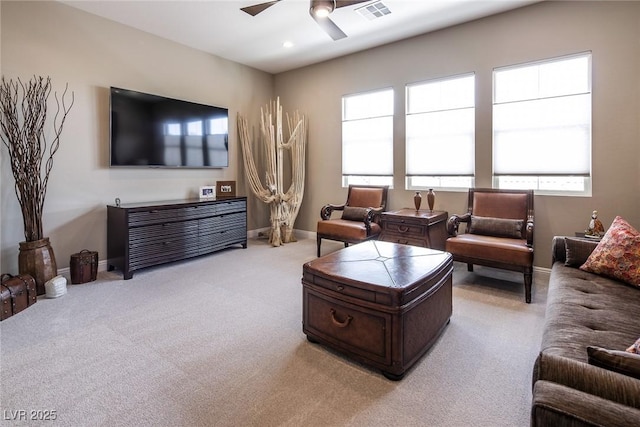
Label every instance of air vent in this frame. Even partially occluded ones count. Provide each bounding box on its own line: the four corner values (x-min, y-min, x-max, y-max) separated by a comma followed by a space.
356, 1, 392, 21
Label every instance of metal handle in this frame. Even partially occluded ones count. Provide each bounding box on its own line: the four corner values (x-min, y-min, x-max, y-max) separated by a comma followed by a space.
398, 225, 409, 233
330, 309, 352, 328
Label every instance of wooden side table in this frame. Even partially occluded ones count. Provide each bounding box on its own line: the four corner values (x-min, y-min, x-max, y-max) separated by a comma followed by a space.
379, 209, 449, 250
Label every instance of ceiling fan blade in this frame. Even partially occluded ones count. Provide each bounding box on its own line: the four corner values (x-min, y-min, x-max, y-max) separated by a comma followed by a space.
310, 14, 347, 40
241, 0, 281, 16
334, 0, 370, 9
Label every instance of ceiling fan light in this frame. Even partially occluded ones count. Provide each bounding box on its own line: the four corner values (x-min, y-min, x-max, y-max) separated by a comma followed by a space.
310, 0, 335, 18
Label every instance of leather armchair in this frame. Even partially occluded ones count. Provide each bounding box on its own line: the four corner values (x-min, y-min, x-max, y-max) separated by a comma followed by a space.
316, 185, 389, 257
445, 188, 535, 303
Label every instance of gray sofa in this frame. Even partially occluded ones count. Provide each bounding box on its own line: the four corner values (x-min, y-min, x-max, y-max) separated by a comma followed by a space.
531, 236, 640, 426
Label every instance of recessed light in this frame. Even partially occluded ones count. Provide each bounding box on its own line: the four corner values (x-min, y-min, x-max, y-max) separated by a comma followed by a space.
283, 41, 294, 49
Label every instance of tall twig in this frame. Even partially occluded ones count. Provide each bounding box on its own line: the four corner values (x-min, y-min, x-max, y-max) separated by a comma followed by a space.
0, 76, 74, 241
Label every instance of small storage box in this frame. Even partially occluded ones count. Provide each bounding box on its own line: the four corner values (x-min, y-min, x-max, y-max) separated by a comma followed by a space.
0, 274, 32, 317
70, 250, 98, 284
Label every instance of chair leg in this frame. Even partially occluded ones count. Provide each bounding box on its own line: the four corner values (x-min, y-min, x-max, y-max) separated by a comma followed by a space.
344, 242, 349, 248
317, 235, 322, 257
524, 268, 533, 303
467, 264, 473, 272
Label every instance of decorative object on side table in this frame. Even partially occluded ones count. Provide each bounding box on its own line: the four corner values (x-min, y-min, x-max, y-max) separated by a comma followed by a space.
413, 191, 422, 211
0, 76, 74, 295
427, 188, 436, 212
584, 210, 605, 238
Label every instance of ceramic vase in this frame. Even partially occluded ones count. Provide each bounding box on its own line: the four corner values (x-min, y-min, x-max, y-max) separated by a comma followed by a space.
18, 237, 58, 295
427, 189, 436, 211
414, 191, 422, 211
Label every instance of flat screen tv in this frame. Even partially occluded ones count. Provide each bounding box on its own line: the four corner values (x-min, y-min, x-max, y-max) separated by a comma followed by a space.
110, 87, 229, 168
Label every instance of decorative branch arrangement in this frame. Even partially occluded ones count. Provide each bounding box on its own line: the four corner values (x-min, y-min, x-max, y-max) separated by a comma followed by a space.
238, 98, 307, 247
0, 76, 74, 242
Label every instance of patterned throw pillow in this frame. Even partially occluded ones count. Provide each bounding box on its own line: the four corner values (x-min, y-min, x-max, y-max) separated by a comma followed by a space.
627, 337, 640, 354
580, 216, 640, 287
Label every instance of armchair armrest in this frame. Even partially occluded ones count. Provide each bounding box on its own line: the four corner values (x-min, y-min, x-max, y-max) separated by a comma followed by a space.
320, 203, 346, 220
447, 213, 471, 236
526, 214, 534, 247
368, 206, 384, 223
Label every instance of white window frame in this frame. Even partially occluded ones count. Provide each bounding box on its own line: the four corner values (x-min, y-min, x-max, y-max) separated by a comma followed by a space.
341, 88, 394, 188
492, 52, 592, 196
405, 73, 475, 191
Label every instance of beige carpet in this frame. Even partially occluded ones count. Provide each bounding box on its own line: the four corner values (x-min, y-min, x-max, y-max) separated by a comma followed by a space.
0, 237, 548, 426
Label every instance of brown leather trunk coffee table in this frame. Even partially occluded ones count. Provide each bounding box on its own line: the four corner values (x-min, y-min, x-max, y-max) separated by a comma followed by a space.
302, 240, 453, 380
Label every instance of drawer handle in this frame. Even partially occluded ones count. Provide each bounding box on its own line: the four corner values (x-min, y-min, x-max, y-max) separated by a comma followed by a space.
330, 309, 353, 328
398, 225, 409, 233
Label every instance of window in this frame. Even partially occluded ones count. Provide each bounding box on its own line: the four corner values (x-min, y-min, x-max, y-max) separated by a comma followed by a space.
493, 52, 592, 194
342, 88, 394, 187
405, 74, 475, 190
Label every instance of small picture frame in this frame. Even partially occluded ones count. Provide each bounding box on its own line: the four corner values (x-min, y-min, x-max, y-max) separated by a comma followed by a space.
216, 180, 236, 198
199, 186, 215, 199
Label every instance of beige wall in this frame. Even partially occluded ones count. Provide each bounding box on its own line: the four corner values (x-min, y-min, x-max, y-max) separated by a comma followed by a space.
275, 1, 640, 268
0, 1, 273, 271
2, 1, 639, 273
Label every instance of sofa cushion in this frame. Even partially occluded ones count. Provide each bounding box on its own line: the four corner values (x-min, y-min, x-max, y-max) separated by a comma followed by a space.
341, 206, 369, 221
564, 237, 599, 267
468, 215, 523, 239
580, 216, 640, 287
587, 346, 640, 380
540, 263, 640, 362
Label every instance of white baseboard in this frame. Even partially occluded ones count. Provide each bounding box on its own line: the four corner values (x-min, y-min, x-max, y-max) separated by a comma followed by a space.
66, 230, 551, 281
247, 227, 316, 240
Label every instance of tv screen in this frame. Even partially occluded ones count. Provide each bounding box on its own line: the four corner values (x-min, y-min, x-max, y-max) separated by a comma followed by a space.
109, 87, 229, 168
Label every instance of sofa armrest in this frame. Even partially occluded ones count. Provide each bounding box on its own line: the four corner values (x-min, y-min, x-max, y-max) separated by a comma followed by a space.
534, 352, 640, 409
551, 236, 568, 264
532, 380, 640, 427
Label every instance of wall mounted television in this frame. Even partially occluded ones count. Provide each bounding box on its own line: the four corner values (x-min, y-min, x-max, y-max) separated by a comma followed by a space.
109, 87, 229, 168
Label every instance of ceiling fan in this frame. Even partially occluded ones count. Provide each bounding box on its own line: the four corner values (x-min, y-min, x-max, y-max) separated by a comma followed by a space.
241, 0, 371, 41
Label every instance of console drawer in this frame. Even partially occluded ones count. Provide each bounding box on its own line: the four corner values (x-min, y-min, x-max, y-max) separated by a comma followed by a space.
129, 220, 198, 242
128, 204, 218, 226
215, 200, 246, 215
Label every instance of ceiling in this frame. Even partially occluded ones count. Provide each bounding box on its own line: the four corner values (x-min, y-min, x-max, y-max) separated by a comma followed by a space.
62, 0, 540, 74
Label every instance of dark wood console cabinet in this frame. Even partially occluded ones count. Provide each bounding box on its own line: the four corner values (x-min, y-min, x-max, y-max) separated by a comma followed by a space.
107, 197, 247, 279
